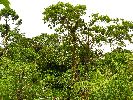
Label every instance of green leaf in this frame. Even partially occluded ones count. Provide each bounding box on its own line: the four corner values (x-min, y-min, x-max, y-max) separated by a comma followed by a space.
129, 57, 133, 61
0, 0, 10, 8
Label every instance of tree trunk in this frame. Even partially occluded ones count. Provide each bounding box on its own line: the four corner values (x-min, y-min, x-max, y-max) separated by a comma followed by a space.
71, 32, 79, 82
17, 72, 24, 100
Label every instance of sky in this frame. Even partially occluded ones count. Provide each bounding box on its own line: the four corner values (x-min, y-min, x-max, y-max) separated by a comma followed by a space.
1, 0, 133, 52
7, 0, 133, 37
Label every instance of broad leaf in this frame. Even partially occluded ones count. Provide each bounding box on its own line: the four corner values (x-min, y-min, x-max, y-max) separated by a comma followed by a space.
0, 0, 10, 8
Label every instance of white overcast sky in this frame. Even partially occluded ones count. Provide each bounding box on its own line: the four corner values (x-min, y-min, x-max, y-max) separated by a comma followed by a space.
7, 0, 133, 37
1, 0, 133, 51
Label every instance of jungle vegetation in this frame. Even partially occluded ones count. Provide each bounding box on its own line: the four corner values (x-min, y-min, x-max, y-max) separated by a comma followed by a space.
1, 1, 133, 100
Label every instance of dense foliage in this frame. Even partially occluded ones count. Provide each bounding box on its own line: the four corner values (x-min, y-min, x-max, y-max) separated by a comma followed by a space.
1, 2, 133, 100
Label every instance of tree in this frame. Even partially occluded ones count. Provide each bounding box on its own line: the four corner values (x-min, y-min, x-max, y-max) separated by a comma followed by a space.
1, 1, 133, 99
43, 2, 133, 99
43, 1, 87, 83
88, 48, 133, 100
0, 8, 22, 47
